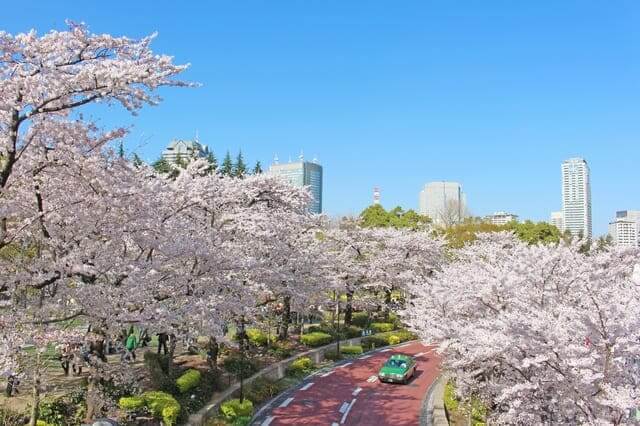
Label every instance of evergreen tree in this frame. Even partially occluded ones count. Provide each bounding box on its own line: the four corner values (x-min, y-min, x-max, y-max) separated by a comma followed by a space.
220, 151, 234, 176
233, 150, 247, 178
206, 151, 218, 175
152, 157, 172, 174
118, 141, 125, 158
132, 153, 144, 168
253, 160, 263, 175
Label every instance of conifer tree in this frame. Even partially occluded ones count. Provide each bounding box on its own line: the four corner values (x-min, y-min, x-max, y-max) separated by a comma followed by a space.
132, 153, 144, 168
220, 151, 234, 176
152, 157, 172, 174
234, 150, 247, 177
118, 141, 125, 158
206, 151, 218, 175
253, 160, 263, 175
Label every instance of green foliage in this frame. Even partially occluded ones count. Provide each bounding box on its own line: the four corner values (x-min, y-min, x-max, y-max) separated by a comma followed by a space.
441, 219, 561, 248
38, 391, 86, 426
142, 391, 181, 426
206, 151, 218, 173
132, 153, 144, 168
222, 354, 259, 379
359, 204, 431, 230
310, 323, 362, 339
361, 329, 416, 350
0, 408, 26, 426
246, 377, 289, 405
340, 345, 363, 355
323, 349, 340, 361
370, 322, 395, 333
176, 369, 202, 393
220, 151, 234, 176
300, 332, 333, 347
444, 381, 488, 426
232, 416, 252, 426
286, 357, 314, 377
233, 150, 247, 177
388, 335, 401, 345
220, 399, 254, 421
144, 351, 177, 393
351, 312, 370, 328
267, 341, 295, 359
253, 160, 263, 175
152, 157, 173, 174
119, 395, 146, 412
246, 328, 269, 346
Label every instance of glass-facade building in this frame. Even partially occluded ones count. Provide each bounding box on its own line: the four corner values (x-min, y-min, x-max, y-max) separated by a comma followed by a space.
268, 161, 323, 214
561, 157, 592, 239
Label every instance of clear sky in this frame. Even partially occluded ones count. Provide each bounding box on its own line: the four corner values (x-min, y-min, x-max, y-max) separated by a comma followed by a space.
3, 1, 639, 235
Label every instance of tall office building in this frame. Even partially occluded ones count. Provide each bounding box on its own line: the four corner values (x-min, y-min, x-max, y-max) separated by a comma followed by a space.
162, 139, 209, 163
550, 211, 564, 231
268, 155, 323, 214
608, 210, 640, 247
419, 181, 467, 226
561, 158, 592, 239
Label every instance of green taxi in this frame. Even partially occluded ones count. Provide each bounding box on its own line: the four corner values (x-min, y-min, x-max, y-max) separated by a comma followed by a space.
378, 354, 417, 384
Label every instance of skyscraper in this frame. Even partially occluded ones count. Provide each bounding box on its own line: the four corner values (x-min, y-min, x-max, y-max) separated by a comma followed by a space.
608, 210, 640, 247
561, 157, 592, 239
419, 181, 467, 226
268, 155, 323, 214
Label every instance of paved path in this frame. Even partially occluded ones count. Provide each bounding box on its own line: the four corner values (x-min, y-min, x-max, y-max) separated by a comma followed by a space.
253, 341, 440, 426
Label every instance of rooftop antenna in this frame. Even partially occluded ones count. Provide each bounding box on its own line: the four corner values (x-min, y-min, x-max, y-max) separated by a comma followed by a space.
273, 154, 279, 165
373, 187, 381, 205
299, 150, 304, 162
288, 155, 292, 163
195, 129, 199, 143
312, 154, 319, 164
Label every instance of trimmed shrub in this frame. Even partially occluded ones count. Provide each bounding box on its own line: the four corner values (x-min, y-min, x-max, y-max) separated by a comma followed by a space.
268, 341, 294, 359
370, 322, 395, 333
286, 356, 314, 377
361, 329, 416, 350
176, 369, 202, 393
223, 354, 259, 379
300, 332, 333, 347
246, 377, 289, 405
143, 391, 181, 426
388, 335, 401, 345
342, 325, 363, 338
246, 328, 269, 346
220, 399, 254, 420
351, 312, 370, 328
118, 395, 145, 411
323, 349, 340, 361
232, 416, 252, 426
306, 325, 323, 333
340, 345, 363, 355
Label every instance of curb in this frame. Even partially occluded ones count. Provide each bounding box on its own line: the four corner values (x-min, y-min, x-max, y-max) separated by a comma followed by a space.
419, 374, 448, 426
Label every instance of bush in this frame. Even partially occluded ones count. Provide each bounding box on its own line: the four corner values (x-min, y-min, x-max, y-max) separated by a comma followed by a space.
246, 328, 269, 346
38, 392, 86, 426
351, 312, 370, 328
340, 345, 363, 355
306, 325, 323, 333
370, 322, 395, 333
388, 335, 401, 345
176, 369, 202, 393
144, 351, 176, 393
142, 391, 181, 426
268, 341, 294, 359
119, 395, 146, 411
246, 377, 289, 405
220, 399, 254, 420
361, 329, 416, 350
286, 356, 314, 377
300, 332, 333, 347
232, 416, 252, 426
223, 354, 259, 379
342, 325, 363, 338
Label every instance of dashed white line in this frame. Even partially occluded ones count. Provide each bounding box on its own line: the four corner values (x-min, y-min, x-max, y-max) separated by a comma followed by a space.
332, 423, 339, 426
321, 370, 335, 377
398, 342, 412, 348
300, 382, 314, 390
339, 402, 349, 414
414, 352, 425, 357
380, 348, 391, 352
279, 397, 294, 408
360, 354, 372, 359
367, 375, 378, 383
352, 387, 362, 396
340, 398, 357, 424
340, 362, 353, 368
261, 416, 275, 426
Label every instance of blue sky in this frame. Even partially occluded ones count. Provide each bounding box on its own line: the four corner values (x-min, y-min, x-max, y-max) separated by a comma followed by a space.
3, 1, 639, 235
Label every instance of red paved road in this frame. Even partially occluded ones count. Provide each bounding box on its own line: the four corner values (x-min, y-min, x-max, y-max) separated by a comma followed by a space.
256, 341, 440, 426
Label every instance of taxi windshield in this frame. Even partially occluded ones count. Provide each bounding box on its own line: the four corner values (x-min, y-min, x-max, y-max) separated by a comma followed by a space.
384, 359, 408, 369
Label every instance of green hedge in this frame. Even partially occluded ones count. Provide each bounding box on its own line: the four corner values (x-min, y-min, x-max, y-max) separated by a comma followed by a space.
323, 349, 340, 361
268, 341, 294, 359
176, 369, 202, 393
351, 312, 370, 328
223, 354, 260, 379
361, 329, 416, 350
370, 322, 395, 333
286, 356, 314, 377
119, 395, 145, 411
119, 391, 181, 426
220, 399, 254, 421
246, 377, 289, 405
246, 328, 269, 346
300, 332, 333, 347
340, 345, 363, 355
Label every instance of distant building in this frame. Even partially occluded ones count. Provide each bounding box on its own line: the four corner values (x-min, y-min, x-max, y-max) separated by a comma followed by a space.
561, 158, 592, 239
550, 211, 564, 231
608, 210, 640, 247
419, 181, 467, 226
268, 155, 323, 214
373, 187, 381, 205
162, 139, 209, 164
486, 211, 518, 226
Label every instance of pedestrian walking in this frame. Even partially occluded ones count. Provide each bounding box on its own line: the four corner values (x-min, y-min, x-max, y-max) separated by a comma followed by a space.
206, 336, 219, 369
157, 332, 169, 355
123, 332, 138, 362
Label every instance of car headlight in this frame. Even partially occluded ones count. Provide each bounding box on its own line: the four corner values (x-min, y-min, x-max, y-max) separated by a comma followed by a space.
380, 373, 386, 377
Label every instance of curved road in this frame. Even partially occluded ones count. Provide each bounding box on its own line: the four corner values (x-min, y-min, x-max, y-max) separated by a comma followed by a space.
253, 341, 440, 426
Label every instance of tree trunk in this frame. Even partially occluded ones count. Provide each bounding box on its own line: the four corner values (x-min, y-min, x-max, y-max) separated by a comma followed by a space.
278, 296, 291, 341
84, 373, 100, 423
344, 291, 354, 326
384, 289, 392, 320
28, 354, 41, 426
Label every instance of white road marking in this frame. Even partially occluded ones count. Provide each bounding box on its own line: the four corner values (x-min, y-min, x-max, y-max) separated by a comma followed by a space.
321, 370, 334, 377
261, 416, 275, 426
352, 387, 362, 396
398, 343, 412, 348
360, 354, 372, 359
300, 382, 314, 390
279, 397, 294, 408
340, 398, 357, 424
381, 348, 391, 352
367, 375, 378, 383
339, 402, 349, 413
414, 352, 425, 357
340, 362, 353, 368
332, 423, 340, 426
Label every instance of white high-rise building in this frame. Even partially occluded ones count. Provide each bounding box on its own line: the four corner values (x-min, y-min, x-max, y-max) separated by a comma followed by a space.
162, 139, 209, 163
561, 158, 592, 239
486, 211, 518, 226
608, 211, 640, 247
419, 181, 467, 226
550, 211, 564, 231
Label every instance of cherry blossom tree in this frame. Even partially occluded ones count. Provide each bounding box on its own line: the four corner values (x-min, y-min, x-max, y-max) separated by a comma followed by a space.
405, 232, 640, 424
